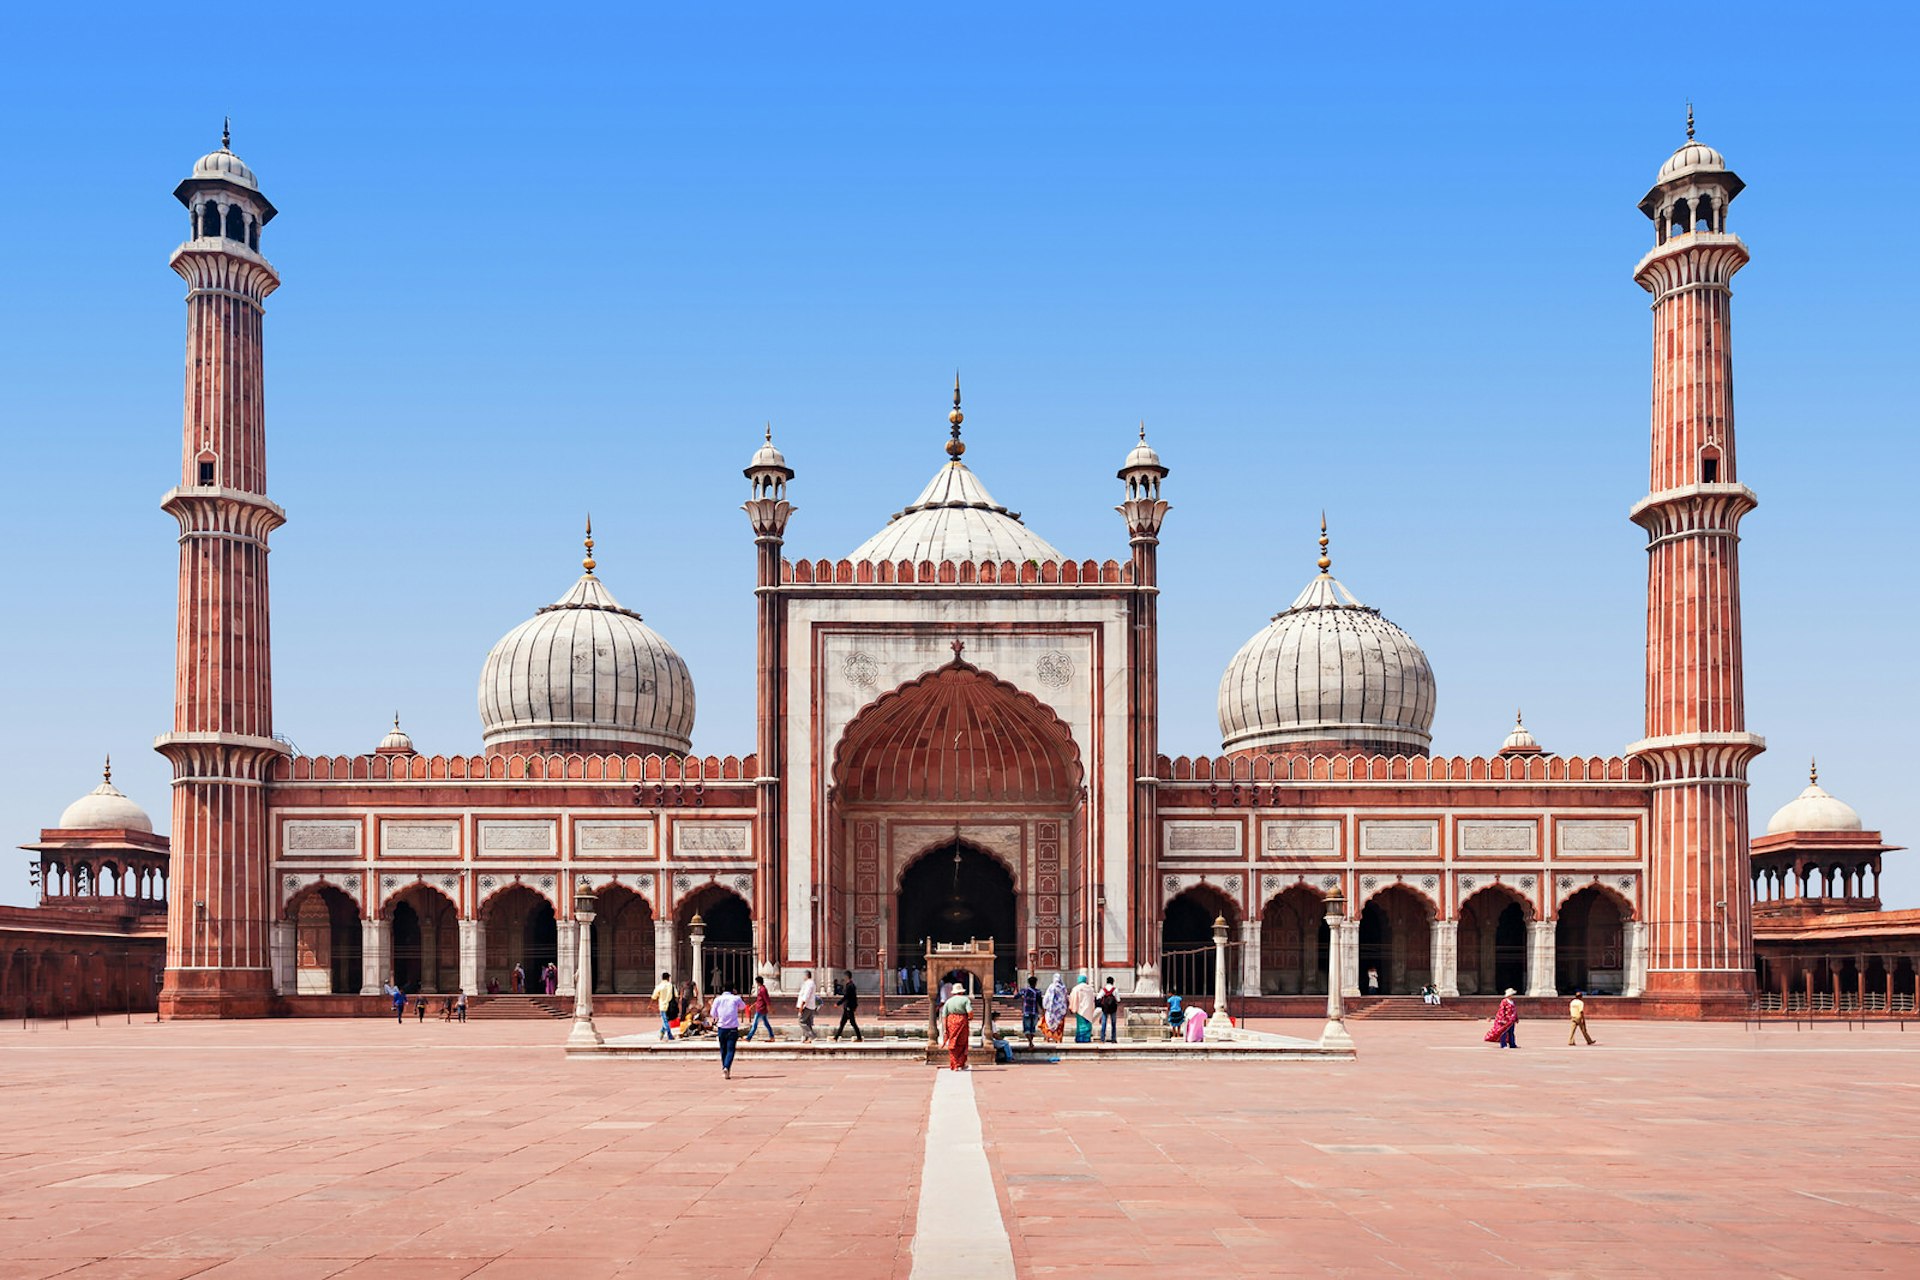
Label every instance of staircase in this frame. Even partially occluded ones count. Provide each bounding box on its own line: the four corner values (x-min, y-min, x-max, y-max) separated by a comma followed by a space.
467, 996, 570, 1021
1347, 997, 1473, 1021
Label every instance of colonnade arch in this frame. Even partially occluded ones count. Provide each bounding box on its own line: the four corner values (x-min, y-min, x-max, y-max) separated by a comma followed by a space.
1161, 884, 1238, 997
590, 885, 655, 994
290, 884, 363, 995
480, 885, 556, 994
1457, 885, 1531, 996
1259, 885, 1329, 995
1358, 885, 1434, 995
1556, 885, 1630, 994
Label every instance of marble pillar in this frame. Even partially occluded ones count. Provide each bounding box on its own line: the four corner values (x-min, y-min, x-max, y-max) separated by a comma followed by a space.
1527, 920, 1558, 997
1432, 920, 1460, 998
360, 918, 391, 995
1623, 920, 1648, 997
556, 921, 578, 996
270, 920, 295, 995
458, 920, 483, 995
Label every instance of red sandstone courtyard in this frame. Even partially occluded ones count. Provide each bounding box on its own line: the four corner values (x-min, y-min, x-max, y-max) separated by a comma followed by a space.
3, 1016, 1917, 1277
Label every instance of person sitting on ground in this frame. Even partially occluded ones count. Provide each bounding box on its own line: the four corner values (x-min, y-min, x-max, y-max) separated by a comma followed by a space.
679, 983, 711, 1037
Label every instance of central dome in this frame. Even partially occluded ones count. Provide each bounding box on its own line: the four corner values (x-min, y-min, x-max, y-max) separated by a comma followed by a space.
58, 761, 153, 833
850, 459, 1065, 564
478, 553, 695, 756
1218, 546, 1436, 756
1765, 764, 1864, 835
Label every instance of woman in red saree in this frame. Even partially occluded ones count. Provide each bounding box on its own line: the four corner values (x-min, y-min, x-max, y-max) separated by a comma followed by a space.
943, 987, 973, 1070
1484, 988, 1519, 1048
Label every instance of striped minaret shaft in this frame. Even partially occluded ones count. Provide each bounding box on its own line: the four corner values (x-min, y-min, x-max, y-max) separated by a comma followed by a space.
1627, 128, 1764, 1006
155, 134, 288, 1018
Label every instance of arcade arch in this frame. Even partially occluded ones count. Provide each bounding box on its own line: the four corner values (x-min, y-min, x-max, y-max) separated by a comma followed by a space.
677, 884, 753, 996
1260, 885, 1329, 995
1358, 885, 1433, 995
1556, 885, 1630, 994
481, 885, 555, 994
1457, 885, 1531, 996
590, 885, 655, 995
1161, 884, 1239, 997
289, 884, 361, 995
388, 885, 457, 994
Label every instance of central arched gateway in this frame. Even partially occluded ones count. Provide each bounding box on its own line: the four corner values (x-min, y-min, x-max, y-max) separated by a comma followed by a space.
829, 653, 1087, 988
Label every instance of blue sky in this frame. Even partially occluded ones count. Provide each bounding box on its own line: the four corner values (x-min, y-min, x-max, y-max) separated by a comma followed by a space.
2, 3, 1916, 908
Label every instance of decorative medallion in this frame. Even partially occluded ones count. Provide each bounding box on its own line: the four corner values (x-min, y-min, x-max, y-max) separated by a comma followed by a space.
1319, 876, 1339, 891
1035, 650, 1074, 689
283, 875, 300, 892
1421, 876, 1438, 890
842, 651, 879, 689
1519, 876, 1536, 890
674, 874, 694, 893
1162, 874, 1181, 894
1556, 875, 1576, 892
730, 875, 753, 896
1615, 876, 1635, 894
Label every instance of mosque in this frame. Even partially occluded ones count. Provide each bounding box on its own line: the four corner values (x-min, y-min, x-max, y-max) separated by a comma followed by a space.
6, 123, 1915, 1021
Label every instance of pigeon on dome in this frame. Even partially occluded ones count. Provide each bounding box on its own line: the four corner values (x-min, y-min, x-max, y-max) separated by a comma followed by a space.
1499, 710, 1544, 756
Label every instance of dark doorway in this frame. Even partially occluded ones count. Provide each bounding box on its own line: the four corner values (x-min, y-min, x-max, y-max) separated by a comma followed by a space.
1159, 887, 1237, 998
1358, 888, 1432, 995
897, 844, 1017, 987
677, 887, 753, 995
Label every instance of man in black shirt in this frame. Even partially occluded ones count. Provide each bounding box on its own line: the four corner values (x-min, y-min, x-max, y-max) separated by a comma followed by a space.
834, 970, 863, 1041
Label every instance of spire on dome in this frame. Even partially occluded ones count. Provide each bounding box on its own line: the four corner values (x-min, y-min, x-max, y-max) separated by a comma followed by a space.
222, 116, 231, 151
1686, 101, 1695, 142
1501, 709, 1544, 755
582, 516, 596, 576
946, 374, 966, 458
103, 754, 112, 785
1809, 755, 1817, 785
1317, 512, 1331, 574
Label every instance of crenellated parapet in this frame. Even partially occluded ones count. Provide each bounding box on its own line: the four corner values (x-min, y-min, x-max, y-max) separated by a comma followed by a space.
1156, 752, 1645, 785
782, 556, 1133, 586
272, 751, 759, 785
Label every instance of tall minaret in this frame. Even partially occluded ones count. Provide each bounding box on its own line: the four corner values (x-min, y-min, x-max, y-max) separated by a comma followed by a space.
1117, 425, 1169, 990
1627, 110, 1764, 1009
743, 424, 795, 983
155, 125, 288, 1018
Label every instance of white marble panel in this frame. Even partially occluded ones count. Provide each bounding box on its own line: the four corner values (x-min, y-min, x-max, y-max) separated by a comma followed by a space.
1359, 820, 1438, 858
1263, 820, 1340, 856
381, 821, 459, 856
478, 820, 556, 857
576, 820, 655, 858
1458, 820, 1537, 856
1556, 820, 1637, 857
283, 820, 359, 856
1162, 820, 1242, 858
674, 822, 752, 858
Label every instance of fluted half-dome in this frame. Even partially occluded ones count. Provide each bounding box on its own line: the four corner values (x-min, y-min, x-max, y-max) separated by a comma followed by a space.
479, 571, 695, 755
850, 459, 1064, 564
1766, 765, 1863, 835
58, 763, 153, 833
190, 146, 260, 191
1499, 710, 1543, 755
1657, 139, 1728, 184
1219, 569, 1436, 755
376, 715, 416, 755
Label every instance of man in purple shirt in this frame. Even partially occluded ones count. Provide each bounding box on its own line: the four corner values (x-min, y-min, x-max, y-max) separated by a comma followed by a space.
710, 986, 747, 1080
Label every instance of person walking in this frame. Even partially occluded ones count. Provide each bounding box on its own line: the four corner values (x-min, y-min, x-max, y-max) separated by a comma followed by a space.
1041, 973, 1069, 1044
1068, 974, 1096, 1044
511, 963, 525, 995
386, 982, 406, 1024
1568, 991, 1597, 1045
1485, 988, 1520, 1049
745, 977, 776, 1041
1096, 977, 1120, 1044
543, 962, 558, 996
651, 970, 676, 1041
1018, 975, 1042, 1048
710, 985, 746, 1080
834, 970, 863, 1041
415, 995, 427, 1022
797, 970, 819, 1043
454, 991, 468, 1024
943, 983, 973, 1070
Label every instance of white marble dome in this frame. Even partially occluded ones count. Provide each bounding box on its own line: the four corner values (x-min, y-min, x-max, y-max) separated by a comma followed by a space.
850, 459, 1064, 564
1657, 140, 1729, 184
1766, 767, 1863, 835
190, 146, 260, 191
1218, 570, 1436, 755
58, 764, 153, 833
479, 571, 695, 754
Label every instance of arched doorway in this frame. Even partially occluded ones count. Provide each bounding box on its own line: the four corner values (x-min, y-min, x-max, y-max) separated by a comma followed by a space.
591, 886, 655, 994
1161, 886, 1238, 997
291, 885, 362, 994
388, 886, 458, 994
1555, 886, 1628, 995
483, 886, 556, 994
1458, 887, 1530, 996
898, 842, 1018, 988
678, 885, 753, 995
1358, 887, 1432, 995
1260, 886, 1329, 995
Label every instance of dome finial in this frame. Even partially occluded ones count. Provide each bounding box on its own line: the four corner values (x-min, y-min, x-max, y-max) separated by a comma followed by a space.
393, 710, 402, 731
222, 116, 231, 151
582, 515, 596, 576
1139, 420, 1147, 442
103, 754, 112, 785
764, 422, 773, 444
1685, 100, 1695, 142
946, 372, 966, 458
1515, 708, 1525, 727
1810, 755, 1818, 786
1317, 511, 1331, 574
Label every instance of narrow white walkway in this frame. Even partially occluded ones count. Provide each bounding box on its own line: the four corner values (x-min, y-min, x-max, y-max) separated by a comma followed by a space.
910, 1069, 1017, 1279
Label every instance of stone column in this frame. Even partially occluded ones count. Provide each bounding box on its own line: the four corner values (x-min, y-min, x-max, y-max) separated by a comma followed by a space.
555, 921, 578, 996
1527, 920, 1557, 997
1339, 919, 1362, 998
689, 914, 706, 993
1431, 920, 1460, 998
270, 920, 295, 995
654, 916, 677, 987
1211, 915, 1230, 1031
458, 920, 483, 995
568, 890, 602, 1049
1623, 920, 1648, 997
1319, 892, 1355, 1050
360, 918, 391, 995
1238, 920, 1261, 996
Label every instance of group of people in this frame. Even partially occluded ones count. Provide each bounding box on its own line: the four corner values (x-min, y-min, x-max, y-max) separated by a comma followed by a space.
648, 968, 867, 1079
480, 961, 559, 996
1485, 990, 1600, 1048
1010, 973, 1127, 1046
382, 983, 467, 1024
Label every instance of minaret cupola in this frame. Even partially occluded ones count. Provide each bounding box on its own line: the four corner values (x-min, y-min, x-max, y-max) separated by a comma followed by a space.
174, 119, 276, 252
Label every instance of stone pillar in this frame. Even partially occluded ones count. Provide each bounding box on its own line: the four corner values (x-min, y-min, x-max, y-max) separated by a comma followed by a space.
458, 920, 483, 995
568, 890, 602, 1049
361, 918, 391, 995
654, 917, 677, 987
1527, 920, 1557, 997
689, 914, 706, 993
270, 920, 296, 995
555, 921, 578, 996
1238, 920, 1261, 996
1623, 920, 1649, 997
1339, 919, 1362, 998
1432, 920, 1460, 998
1319, 892, 1355, 1051
1211, 915, 1230, 1029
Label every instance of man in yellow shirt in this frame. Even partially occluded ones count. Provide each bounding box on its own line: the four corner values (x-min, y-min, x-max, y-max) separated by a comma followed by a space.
1568, 991, 1596, 1046
652, 970, 677, 1041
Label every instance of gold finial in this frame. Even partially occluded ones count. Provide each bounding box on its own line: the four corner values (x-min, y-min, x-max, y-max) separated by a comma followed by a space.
1810, 756, 1818, 786
582, 515, 596, 575
1317, 511, 1331, 573
764, 422, 773, 443
1686, 101, 1695, 142
946, 373, 966, 458
1515, 708, 1525, 727
222, 116, 231, 151
103, 754, 112, 785
393, 711, 402, 731
1139, 420, 1147, 442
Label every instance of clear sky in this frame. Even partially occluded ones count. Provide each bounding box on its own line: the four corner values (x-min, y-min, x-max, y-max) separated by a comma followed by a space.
2, 3, 1916, 908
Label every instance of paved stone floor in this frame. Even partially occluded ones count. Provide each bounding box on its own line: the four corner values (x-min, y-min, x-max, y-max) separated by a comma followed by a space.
2, 1013, 1917, 1276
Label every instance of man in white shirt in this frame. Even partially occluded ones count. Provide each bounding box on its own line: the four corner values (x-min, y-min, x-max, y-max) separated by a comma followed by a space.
796, 970, 819, 1043
710, 985, 747, 1079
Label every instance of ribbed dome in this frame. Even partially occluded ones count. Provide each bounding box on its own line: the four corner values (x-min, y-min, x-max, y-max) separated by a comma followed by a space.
1657, 140, 1728, 183
1120, 425, 1164, 475
1766, 764, 1863, 835
58, 762, 153, 833
190, 146, 260, 191
1218, 569, 1436, 755
746, 427, 790, 475
1499, 710, 1543, 755
850, 460, 1064, 564
376, 715, 416, 755
479, 571, 695, 755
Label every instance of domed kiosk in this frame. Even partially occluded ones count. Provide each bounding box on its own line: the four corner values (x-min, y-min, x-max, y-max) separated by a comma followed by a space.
478, 526, 695, 756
